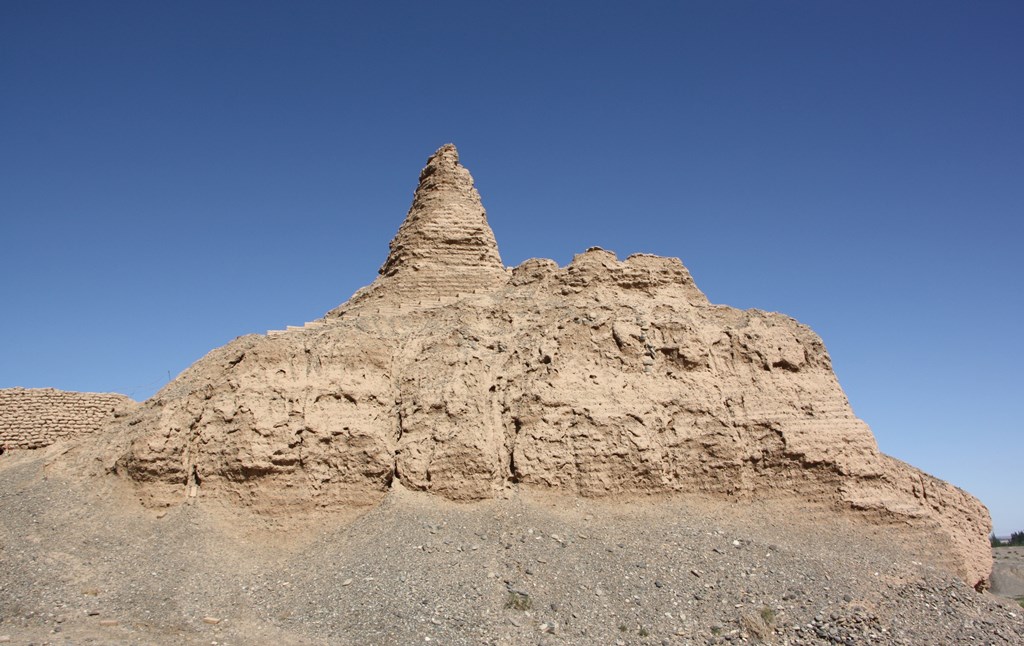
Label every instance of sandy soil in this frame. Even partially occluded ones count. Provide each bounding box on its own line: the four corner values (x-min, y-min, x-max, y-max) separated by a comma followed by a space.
992, 546, 1024, 601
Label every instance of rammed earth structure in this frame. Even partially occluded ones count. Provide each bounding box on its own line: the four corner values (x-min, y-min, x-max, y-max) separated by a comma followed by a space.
69, 145, 992, 588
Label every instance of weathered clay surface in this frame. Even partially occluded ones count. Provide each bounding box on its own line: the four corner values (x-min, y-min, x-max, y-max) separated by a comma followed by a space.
78, 144, 992, 587
0, 387, 136, 450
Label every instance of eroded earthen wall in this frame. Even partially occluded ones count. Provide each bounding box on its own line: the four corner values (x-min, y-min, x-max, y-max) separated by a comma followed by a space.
0, 388, 137, 450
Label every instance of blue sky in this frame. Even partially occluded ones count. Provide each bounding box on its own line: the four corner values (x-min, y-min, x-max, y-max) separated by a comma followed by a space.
1, 2, 1021, 534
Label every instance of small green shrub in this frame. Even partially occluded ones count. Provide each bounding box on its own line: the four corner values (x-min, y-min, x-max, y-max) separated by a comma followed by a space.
638, 626, 650, 637
505, 591, 531, 611
760, 606, 776, 624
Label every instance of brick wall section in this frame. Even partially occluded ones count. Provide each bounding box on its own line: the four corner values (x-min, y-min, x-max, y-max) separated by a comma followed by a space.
0, 387, 138, 450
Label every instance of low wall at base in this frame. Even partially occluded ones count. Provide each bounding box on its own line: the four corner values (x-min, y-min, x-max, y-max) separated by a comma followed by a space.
0, 387, 137, 450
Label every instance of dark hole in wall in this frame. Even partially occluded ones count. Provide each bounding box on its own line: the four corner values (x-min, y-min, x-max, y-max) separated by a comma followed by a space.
508, 417, 523, 483
508, 451, 521, 483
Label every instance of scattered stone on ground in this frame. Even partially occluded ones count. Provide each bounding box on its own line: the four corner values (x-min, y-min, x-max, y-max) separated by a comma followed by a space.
1, 453, 1021, 645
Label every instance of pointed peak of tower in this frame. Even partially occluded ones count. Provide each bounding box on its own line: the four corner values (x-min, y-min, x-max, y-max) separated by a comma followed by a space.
413, 143, 473, 197
425, 143, 459, 168
338, 144, 509, 307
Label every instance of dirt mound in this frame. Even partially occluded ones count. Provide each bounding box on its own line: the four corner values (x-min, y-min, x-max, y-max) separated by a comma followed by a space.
65, 144, 991, 588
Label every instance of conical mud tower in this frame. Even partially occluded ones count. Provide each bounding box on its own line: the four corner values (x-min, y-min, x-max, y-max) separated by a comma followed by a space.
374, 145, 506, 290
329, 144, 508, 315
86, 145, 993, 588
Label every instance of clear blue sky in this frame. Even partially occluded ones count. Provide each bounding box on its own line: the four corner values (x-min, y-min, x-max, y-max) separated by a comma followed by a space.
2, 2, 1021, 534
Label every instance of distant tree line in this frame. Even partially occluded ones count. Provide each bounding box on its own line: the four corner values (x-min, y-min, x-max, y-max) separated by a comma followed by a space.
992, 531, 1024, 546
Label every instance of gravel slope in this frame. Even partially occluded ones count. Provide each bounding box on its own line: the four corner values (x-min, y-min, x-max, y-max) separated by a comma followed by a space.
1, 449, 1021, 645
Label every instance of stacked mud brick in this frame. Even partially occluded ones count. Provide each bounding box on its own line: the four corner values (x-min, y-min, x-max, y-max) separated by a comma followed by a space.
0, 387, 137, 450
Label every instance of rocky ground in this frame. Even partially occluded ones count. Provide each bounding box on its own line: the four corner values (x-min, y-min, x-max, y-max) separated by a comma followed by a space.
1, 449, 1021, 645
